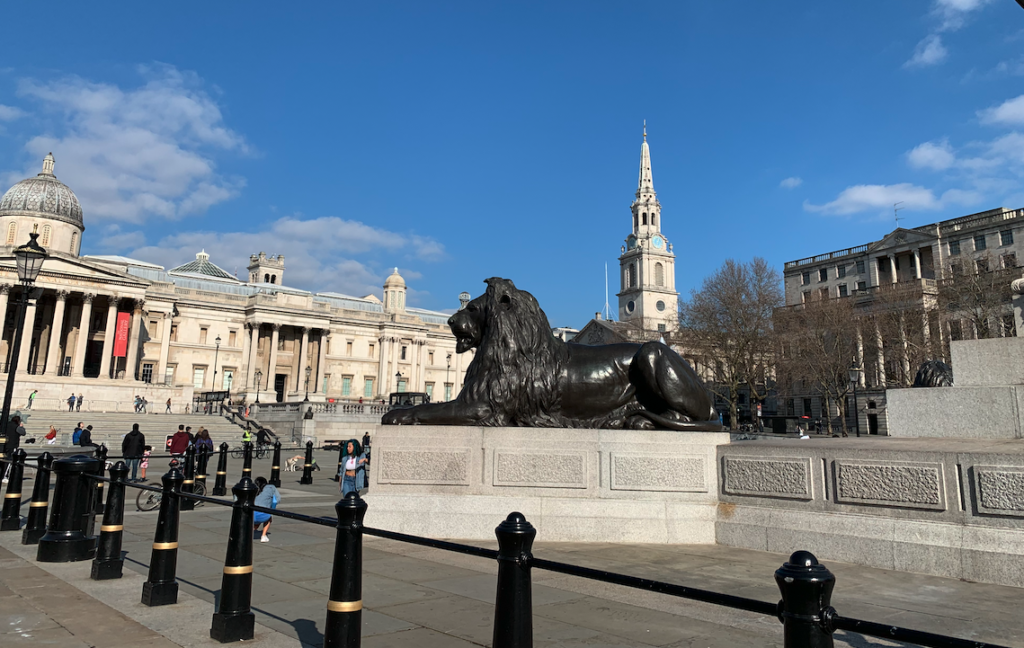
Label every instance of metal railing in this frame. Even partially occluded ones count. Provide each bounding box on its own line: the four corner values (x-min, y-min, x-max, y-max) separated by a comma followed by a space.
0, 447, 1012, 648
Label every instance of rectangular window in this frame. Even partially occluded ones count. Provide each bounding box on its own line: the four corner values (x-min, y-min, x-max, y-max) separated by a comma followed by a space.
322, 374, 329, 393
200, 327, 208, 345
149, 320, 158, 337
818, 268, 827, 282
223, 369, 234, 390
445, 383, 453, 401
397, 379, 407, 393
425, 382, 434, 398
1003, 253, 1017, 269
837, 265, 846, 279
346, 341, 353, 356
977, 258, 989, 273
368, 343, 375, 358
838, 284, 848, 298
341, 375, 352, 396
429, 351, 434, 364
803, 398, 812, 416
165, 365, 175, 385
141, 363, 153, 383
856, 260, 865, 274
401, 346, 407, 360
856, 281, 867, 291
949, 240, 961, 256
277, 336, 285, 351
802, 290, 811, 303
193, 366, 206, 389
228, 330, 237, 347
1001, 229, 1014, 246
819, 287, 829, 300
170, 324, 178, 341
801, 271, 810, 285
950, 262, 963, 276
364, 377, 374, 398
786, 399, 795, 416
974, 234, 987, 251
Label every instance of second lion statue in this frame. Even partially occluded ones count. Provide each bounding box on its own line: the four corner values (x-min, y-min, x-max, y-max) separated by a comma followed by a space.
382, 277, 723, 431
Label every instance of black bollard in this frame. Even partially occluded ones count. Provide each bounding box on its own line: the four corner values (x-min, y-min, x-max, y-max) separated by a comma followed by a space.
210, 477, 258, 643
269, 441, 282, 488
85, 445, 107, 538
300, 440, 314, 485
91, 461, 129, 580
1, 448, 27, 531
37, 454, 101, 562
181, 445, 196, 512
323, 491, 368, 648
22, 452, 54, 545
493, 512, 536, 648
333, 441, 343, 483
213, 442, 229, 496
196, 446, 210, 490
142, 467, 184, 606
241, 441, 253, 478
775, 551, 836, 648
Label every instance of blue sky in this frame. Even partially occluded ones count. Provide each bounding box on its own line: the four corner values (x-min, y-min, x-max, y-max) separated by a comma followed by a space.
0, 1, 1023, 327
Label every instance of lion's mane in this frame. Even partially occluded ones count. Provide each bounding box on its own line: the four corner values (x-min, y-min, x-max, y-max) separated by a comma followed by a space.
459, 278, 570, 427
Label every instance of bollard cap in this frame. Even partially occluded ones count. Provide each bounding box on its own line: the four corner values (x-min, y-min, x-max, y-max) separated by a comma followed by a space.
231, 476, 259, 503
775, 550, 835, 585
37, 451, 53, 468
335, 490, 368, 523
495, 511, 537, 536
161, 466, 185, 490
11, 447, 27, 460
109, 461, 129, 481
273, 440, 281, 448
220, 442, 229, 450
52, 454, 102, 474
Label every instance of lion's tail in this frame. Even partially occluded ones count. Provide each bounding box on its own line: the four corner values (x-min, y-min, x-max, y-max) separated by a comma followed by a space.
633, 410, 725, 432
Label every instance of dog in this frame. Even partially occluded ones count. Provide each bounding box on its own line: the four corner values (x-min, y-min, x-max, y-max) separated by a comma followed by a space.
285, 455, 305, 471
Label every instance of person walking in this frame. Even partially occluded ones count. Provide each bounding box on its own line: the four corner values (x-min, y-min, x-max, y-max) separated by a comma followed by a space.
165, 398, 172, 414
338, 439, 368, 497
169, 425, 190, 457
361, 431, 371, 450
26, 389, 37, 409
140, 397, 148, 414
2, 416, 26, 482
78, 425, 96, 448
76, 393, 84, 412
67, 393, 76, 412
122, 423, 146, 482
253, 476, 280, 543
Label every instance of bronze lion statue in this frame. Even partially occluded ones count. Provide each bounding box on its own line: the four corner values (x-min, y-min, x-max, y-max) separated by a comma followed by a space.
382, 277, 723, 430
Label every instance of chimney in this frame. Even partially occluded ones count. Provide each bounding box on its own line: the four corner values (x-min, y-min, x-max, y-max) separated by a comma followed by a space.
595, 312, 602, 321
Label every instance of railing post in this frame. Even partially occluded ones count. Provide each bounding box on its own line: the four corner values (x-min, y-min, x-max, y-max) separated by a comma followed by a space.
37, 455, 101, 562
1, 448, 27, 531
142, 467, 184, 606
493, 512, 536, 648
775, 551, 836, 648
213, 442, 229, 496
87, 445, 108, 537
210, 477, 258, 643
300, 440, 314, 485
181, 445, 196, 512
22, 451, 53, 545
196, 446, 210, 490
241, 441, 253, 479
91, 461, 128, 580
333, 441, 343, 482
323, 491, 368, 648
270, 441, 282, 487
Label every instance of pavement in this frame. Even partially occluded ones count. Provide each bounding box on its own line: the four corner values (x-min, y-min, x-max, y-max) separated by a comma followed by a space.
1, 449, 1023, 648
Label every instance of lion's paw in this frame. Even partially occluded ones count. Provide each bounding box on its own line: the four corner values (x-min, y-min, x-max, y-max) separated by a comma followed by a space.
382, 409, 415, 425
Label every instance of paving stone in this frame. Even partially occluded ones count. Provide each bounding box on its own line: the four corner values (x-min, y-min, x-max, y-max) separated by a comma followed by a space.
362, 626, 484, 648
0, 626, 91, 647
362, 554, 485, 584
423, 572, 586, 607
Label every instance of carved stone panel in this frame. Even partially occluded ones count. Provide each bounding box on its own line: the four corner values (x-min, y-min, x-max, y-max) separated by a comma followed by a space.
492, 450, 587, 489
611, 453, 707, 492
974, 465, 1024, 517
722, 457, 812, 500
377, 450, 470, 485
833, 460, 945, 511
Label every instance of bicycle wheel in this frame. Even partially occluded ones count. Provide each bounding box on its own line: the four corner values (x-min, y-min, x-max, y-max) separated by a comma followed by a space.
256, 446, 268, 460
231, 447, 244, 459
136, 489, 161, 512
193, 481, 207, 507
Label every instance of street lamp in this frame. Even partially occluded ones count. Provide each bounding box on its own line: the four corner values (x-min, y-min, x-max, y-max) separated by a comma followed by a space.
254, 369, 263, 405
446, 353, 452, 401
212, 334, 221, 388
303, 365, 311, 401
1, 231, 47, 456
848, 363, 863, 438
395, 371, 402, 394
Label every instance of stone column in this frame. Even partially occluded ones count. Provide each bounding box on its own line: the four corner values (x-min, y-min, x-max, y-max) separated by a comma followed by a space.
316, 330, 328, 393
18, 292, 39, 373
874, 320, 886, 387
98, 296, 118, 379
898, 313, 911, 385
391, 336, 401, 393
855, 326, 865, 388
888, 254, 898, 284
1013, 278, 1024, 337
376, 335, 388, 397
71, 294, 95, 378
45, 291, 69, 376
295, 327, 309, 391
123, 300, 144, 381
417, 340, 427, 392
913, 248, 922, 280
247, 323, 261, 388
157, 311, 172, 384
267, 324, 280, 395
0, 286, 11, 349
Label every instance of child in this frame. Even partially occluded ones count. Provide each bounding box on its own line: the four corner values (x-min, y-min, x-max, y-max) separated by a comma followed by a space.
253, 476, 280, 543
140, 445, 152, 481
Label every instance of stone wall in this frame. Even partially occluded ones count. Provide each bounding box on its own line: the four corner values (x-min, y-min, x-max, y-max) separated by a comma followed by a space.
717, 437, 1024, 588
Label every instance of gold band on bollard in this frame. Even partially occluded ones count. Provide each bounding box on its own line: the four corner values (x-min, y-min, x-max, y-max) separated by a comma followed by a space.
304, 464, 311, 467
101, 524, 123, 532
216, 471, 227, 475
4, 493, 21, 498
152, 541, 178, 550
97, 482, 104, 487
197, 474, 206, 479
327, 600, 362, 613
271, 466, 279, 469
223, 565, 253, 575
29, 501, 47, 508
182, 479, 194, 484
243, 468, 251, 472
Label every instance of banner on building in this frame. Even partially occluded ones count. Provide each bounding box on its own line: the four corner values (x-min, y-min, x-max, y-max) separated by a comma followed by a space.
113, 312, 131, 357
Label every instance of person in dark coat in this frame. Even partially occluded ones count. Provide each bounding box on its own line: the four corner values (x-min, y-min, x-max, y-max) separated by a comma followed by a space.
78, 425, 96, 448
169, 425, 190, 456
122, 423, 146, 482
2, 416, 25, 482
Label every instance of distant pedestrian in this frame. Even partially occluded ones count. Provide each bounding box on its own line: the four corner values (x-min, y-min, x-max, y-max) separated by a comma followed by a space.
72, 422, 84, 445
78, 425, 95, 448
186, 426, 193, 443
76, 393, 84, 412
814, 419, 823, 435
339, 439, 367, 497
2, 416, 25, 482
362, 431, 371, 450
140, 397, 148, 413
169, 425, 190, 456
134, 395, 141, 413
67, 393, 76, 412
195, 428, 213, 453
26, 389, 37, 409
122, 423, 146, 482
165, 398, 172, 414
140, 446, 151, 481
44, 425, 57, 445
253, 476, 280, 543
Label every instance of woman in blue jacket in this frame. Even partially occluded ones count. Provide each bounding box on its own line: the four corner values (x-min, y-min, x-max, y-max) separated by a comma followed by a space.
339, 439, 367, 497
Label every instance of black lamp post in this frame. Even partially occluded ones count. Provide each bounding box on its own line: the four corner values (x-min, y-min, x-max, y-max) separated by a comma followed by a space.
303, 365, 311, 402
212, 334, 221, 390
395, 371, 402, 395
446, 353, 452, 401
254, 369, 263, 405
1, 231, 47, 454
848, 363, 863, 438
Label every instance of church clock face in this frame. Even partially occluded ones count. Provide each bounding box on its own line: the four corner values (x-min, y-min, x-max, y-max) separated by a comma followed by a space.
627, 236, 637, 250
652, 235, 664, 249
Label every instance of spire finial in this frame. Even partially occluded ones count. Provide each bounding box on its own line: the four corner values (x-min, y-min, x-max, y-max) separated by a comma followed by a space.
41, 152, 55, 176
643, 120, 647, 140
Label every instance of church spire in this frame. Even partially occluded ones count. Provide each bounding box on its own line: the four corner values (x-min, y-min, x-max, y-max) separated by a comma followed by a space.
636, 121, 654, 198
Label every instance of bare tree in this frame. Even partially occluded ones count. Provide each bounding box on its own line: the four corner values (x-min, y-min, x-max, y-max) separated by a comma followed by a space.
679, 258, 782, 429
938, 252, 1014, 344
867, 284, 935, 387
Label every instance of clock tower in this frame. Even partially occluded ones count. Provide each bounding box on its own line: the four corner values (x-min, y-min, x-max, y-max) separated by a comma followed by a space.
617, 123, 678, 333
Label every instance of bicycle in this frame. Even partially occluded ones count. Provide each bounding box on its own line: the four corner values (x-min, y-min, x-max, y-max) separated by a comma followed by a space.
230, 443, 268, 460
135, 457, 208, 511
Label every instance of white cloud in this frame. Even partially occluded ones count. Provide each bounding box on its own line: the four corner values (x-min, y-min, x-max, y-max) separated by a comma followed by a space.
904, 35, 948, 68
804, 184, 941, 216
978, 94, 1024, 126
779, 176, 802, 189
0, 105, 23, 121
907, 139, 956, 170
2, 65, 246, 223
933, 0, 994, 32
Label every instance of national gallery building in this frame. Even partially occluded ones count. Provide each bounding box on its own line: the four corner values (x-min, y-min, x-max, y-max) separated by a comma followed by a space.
0, 154, 468, 408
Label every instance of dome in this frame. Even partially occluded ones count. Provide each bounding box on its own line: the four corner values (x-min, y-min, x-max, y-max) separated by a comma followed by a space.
169, 250, 237, 282
0, 154, 84, 226
384, 267, 406, 289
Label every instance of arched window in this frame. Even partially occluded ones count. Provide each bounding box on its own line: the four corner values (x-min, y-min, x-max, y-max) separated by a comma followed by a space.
655, 262, 664, 287
6, 222, 16, 245
651, 213, 656, 226
633, 214, 638, 229
642, 213, 648, 225
270, 275, 276, 284
70, 231, 78, 254
628, 263, 636, 288
264, 273, 270, 283
40, 225, 51, 247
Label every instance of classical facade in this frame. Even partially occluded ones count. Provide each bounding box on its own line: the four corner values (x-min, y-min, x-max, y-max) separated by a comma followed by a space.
0, 154, 469, 407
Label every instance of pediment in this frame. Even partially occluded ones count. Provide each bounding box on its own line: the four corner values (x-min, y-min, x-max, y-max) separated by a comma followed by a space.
0, 254, 150, 287
867, 228, 937, 253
